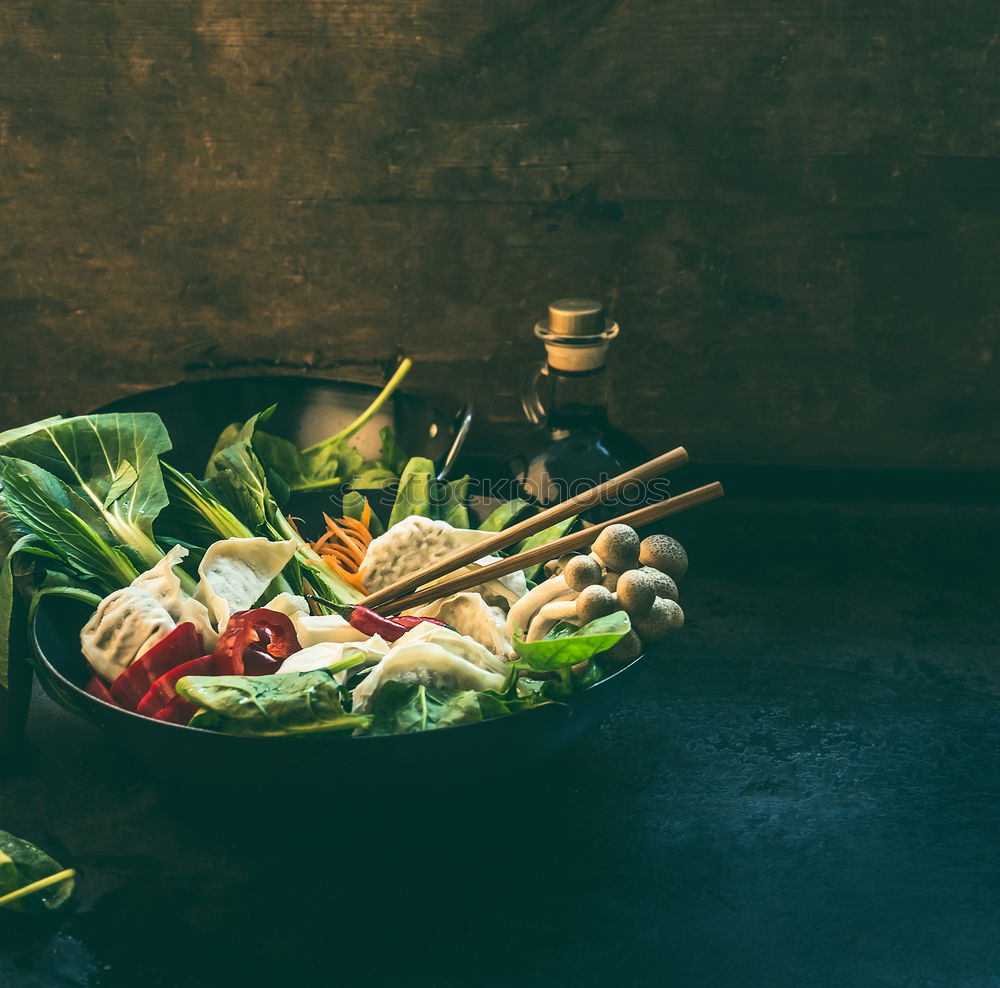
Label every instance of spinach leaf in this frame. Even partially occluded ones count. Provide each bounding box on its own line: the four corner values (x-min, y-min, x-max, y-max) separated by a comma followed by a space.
0, 830, 74, 914
511, 611, 631, 672
512, 515, 579, 581
478, 498, 535, 533
368, 681, 514, 735
378, 425, 409, 476
177, 668, 370, 737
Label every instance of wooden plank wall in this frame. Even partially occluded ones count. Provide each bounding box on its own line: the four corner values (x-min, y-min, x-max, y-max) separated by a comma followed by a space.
1, 0, 999, 467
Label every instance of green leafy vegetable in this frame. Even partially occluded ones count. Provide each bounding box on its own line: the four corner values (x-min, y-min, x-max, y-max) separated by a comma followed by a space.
0, 412, 173, 572
368, 681, 515, 735
0, 830, 75, 914
478, 498, 535, 533
0, 458, 142, 594
340, 490, 384, 537
377, 425, 409, 477
387, 457, 471, 530
177, 668, 370, 737
511, 611, 631, 672
201, 409, 361, 604
512, 515, 579, 581
238, 359, 413, 494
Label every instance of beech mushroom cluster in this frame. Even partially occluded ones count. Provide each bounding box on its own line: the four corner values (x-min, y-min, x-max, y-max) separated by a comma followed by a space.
506, 523, 689, 663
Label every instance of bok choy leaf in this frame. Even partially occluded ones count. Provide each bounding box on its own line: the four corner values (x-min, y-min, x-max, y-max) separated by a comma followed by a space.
0, 412, 173, 572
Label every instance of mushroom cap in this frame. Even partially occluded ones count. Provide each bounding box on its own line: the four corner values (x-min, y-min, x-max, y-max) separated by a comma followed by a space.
601, 630, 643, 665
592, 524, 641, 572
632, 597, 684, 642
563, 554, 603, 592
575, 584, 618, 624
637, 566, 678, 602
638, 534, 688, 580
600, 569, 621, 592
615, 568, 657, 616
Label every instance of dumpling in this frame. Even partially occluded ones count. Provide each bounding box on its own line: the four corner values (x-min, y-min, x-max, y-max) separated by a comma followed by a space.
278, 635, 390, 680
358, 516, 526, 611
392, 621, 509, 674
351, 642, 506, 714
403, 592, 511, 656
130, 544, 217, 648
81, 588, 177, 682
194, 537, 297, 629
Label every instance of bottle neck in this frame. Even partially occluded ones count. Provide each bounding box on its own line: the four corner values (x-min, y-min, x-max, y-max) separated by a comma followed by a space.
544, 363, 610, 437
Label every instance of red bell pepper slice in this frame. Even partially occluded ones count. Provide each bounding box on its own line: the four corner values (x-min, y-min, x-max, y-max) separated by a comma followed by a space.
136, 653, 222, 719
134, 609, 302, 721
85, 676, 121, 706
110, 623, 205, 711
151, 695, 199, 724
215, 608, 301, 672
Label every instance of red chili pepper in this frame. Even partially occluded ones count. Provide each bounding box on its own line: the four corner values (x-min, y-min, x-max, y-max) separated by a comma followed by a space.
393, 615, 450, 632
345, 605, 409, 641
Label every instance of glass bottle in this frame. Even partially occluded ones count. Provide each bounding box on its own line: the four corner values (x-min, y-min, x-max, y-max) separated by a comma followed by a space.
512, 299, 649, 520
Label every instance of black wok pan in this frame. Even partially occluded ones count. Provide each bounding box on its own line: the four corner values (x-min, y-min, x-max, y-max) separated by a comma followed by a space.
24, 376, 645, 781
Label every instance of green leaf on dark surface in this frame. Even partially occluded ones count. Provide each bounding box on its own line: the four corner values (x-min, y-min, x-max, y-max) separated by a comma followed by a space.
511, 611, 631, 672
478, 498, 535, 533
368, 681, 514, 735
0, 830, 74, 914
178, 668, 370, 737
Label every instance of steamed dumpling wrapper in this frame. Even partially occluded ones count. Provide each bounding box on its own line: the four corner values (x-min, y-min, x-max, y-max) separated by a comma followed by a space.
358, 517, 527, 611
351, 641, 506, 714
131, 544, 217, 647
264, 592, 369, 648
81, 588, 177, 682
82, 544, 217, 681
195, 538, 296, 630
390, 621, 509, 674
403, 592, 511, 657
277, 635, 390, 680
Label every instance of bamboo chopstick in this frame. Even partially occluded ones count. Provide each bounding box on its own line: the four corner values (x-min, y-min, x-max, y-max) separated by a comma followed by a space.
360, 445, 690, 611
381, 481, 724, 614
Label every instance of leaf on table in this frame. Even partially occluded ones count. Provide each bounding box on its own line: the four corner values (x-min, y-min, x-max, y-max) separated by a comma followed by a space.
0, 830, 74, 914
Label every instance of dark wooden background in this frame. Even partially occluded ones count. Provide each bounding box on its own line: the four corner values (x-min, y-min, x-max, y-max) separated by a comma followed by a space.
2, 0, 999, 468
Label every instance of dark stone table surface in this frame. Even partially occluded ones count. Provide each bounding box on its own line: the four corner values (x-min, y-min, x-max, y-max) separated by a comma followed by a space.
2, 487, 998, 987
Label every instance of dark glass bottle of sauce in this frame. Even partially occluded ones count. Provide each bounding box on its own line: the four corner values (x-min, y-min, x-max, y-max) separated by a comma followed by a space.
513, 299, 648, 520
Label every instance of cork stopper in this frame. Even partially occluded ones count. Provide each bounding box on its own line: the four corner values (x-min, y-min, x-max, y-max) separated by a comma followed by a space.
534, 298, 619, 372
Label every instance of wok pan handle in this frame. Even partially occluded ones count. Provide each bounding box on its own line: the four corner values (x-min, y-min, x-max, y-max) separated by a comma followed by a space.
436, 402, 474, 482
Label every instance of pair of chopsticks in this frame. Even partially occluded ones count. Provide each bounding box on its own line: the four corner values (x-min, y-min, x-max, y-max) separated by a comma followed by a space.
357, 446, 723, 615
